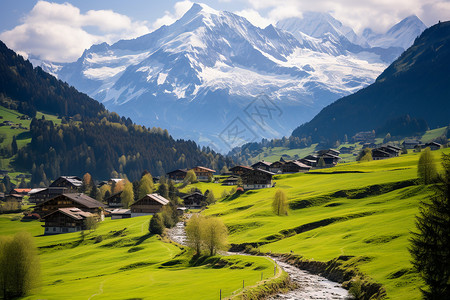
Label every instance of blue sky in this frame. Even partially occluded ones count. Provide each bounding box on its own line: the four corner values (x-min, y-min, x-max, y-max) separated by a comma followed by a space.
0, 0, 448, 62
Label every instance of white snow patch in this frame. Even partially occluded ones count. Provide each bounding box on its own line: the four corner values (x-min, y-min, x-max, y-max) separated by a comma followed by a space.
157, 72, 168, 85
83, 66, 126, 80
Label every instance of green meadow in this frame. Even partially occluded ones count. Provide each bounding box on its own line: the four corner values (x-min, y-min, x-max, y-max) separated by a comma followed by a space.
195, 148, 450, 299
0, 215, 278, 300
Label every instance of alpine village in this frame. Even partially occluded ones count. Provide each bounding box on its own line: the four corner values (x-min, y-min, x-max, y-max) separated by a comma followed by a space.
0, 2, 449, 300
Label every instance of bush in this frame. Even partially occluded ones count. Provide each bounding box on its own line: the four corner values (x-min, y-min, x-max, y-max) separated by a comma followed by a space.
0, 232, 40, 298
149, 214, 164, 235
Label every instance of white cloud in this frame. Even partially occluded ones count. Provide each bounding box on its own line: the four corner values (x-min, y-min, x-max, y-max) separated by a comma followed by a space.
0, 1, 150, 63
152, 1, 193, 30
234, 9, 273, 28
244, 0, 449, 33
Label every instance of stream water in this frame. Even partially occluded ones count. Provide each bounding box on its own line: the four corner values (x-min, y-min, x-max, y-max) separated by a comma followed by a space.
167, 221, 350, 299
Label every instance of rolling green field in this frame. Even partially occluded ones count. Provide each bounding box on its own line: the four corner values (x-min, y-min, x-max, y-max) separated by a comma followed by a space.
0, 215, 278, 300
197, 148, 450, 299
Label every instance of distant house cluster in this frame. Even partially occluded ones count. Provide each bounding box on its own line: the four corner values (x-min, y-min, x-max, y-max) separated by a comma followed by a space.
402, 140, 442, 152
218, 149, 342, 191
166, 166, 216, 182
17, 175, 173, 234
371, 145, 401, 160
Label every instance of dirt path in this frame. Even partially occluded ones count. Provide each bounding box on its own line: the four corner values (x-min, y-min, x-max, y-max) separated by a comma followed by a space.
167, 220, 350, 299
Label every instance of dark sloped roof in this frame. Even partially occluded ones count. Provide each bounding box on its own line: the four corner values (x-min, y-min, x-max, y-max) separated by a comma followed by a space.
63, 193, 105, 208
43, 207, 93, 220
229, 165, 252, 171
167, 169, 188, 175
132, 193, 170, 206
251, 161, 271, 167
182, 192, 205, 199
192, 166, 216, 173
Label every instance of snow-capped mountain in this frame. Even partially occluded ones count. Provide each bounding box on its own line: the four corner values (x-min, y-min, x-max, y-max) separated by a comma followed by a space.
363, 15, 427, 50
46, 3, 425, 152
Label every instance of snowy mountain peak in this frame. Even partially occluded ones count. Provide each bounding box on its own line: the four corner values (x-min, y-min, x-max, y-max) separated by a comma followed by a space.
364, 15, 427, 50
49, 4, 408, 150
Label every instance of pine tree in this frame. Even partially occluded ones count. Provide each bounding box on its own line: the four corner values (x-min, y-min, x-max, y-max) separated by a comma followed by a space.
157, 183, 169, 199
11, 135, 18, 155
317, 157, 326, 168
409, 153, 450, 299
418, 147, 438, 184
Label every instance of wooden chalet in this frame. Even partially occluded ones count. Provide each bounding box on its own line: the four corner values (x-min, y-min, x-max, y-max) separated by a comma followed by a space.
106, 191, 123, 208
402, 139, 421, 149
251, 161, 271, 171
299, 157, 317, 168
222, 176, 239, 186
108, 208, 131, 220
49, 176, 82, 192
379, 145, 400, 157
42, 207, 93, 235
281, 161, 311, 173
229, 165, 252, 176
269, 160, 285, 173
28, 187, 68, 204
372, 148, 391, 160
190, 166, 216, 181
425, 142, 442, 151
241, 169, 274, 190
182, 192, 206, 209
130, 193, 169, 216
35, 193, 105, 219
5, 193, 24, 203
167, 169, 188, 182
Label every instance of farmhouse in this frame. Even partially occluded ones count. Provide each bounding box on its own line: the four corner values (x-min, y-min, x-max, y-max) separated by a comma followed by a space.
106, 191, 123, 208
10, 188, 31, 195
269, 159, 285, 173
281, 161, 311, 173
35, 193, 105, 219
190, 166, 216, 181
372, 148, 391, 160
251, 161, 271, 172
425, 142, 442, 151
41, 207, 93, 235
182, 192, 205, 209
222, 176, 239, 186
229, 165, 252, 176
108, 208, 131, 219
241, 169, 274, 190
167, 169, 188, 182
28, 187, 67, 204
402, 139, 421, 149
50, 176, 83, 192
130, 193, 169, 216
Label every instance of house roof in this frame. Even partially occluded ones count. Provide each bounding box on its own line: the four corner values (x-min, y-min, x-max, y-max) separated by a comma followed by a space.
289, 161, 311, 168
425, 142, 442, 147
250, 168, 275, 175
132, 193, 170, 206
181, 191, 205, 199
43, 207, 93, 220
109, 208, 131, 215
167, 168, 188, 175
385, 144, 401, 150
251, 161, 271, 167
37, 193, 105, 208
372, 149, 390, 156
229, 165, 252, 171
28, 188, 46, 195
191, 166, 216, 173
12, 188, 31, 194
50, 176, 83, 187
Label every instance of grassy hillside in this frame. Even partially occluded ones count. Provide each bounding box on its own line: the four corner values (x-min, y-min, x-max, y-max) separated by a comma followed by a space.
190, 148, 450, 299
0, 215, 279, 299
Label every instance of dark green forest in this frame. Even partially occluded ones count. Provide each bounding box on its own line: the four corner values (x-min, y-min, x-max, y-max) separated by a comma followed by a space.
0, 41, 231, 184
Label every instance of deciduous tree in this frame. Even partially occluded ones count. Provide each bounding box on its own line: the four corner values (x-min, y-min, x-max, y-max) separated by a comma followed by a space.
184, 170, 197, 184
186, 214, 204, 255
138, 173, 154, 199
272, 189, 288, 216
121, 180, 134, 208
203, 217, 228, 256
149, 213, 164, 235
418, 147, 438, 184
0, 232, 40, 299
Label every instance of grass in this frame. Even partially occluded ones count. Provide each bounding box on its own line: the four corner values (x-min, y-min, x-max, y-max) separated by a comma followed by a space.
0, 215, 278, 300
200, 148, 450, 299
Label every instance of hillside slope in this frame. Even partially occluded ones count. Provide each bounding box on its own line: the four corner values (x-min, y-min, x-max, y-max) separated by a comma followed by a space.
292, 21, 450, 143
0, 41, 231, 182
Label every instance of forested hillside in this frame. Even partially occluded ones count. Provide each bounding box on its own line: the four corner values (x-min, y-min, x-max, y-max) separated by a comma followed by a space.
0, 41, 231, 184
